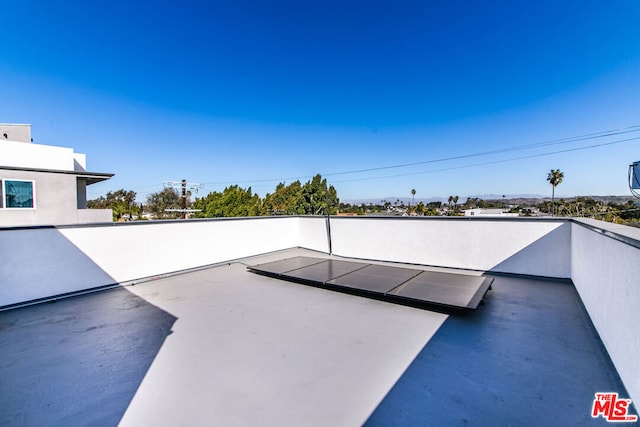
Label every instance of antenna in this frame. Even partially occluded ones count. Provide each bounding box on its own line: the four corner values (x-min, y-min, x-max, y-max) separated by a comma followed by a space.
629, 161, 640, 199
163, 179, 205, 219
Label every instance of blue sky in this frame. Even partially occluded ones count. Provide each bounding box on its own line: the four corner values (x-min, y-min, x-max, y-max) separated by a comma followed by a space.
2, 1, 640, 202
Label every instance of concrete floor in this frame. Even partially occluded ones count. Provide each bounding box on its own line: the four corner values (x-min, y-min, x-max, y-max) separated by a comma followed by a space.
0, 282, 176, 426
0, 248, 635, 426
0, 249, 446, 426
366, 274, 636, 426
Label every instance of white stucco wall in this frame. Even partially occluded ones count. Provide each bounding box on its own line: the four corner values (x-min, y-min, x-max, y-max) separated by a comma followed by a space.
0, 227, 117, 306
297, 216, 330, 253
1, 216, 574, 308
76, 208, 112, 223
59, 217, 300, 282
73, 153, 87, 171
0, 169, 112, 226
0, 170, 79, 226
0, 217, 299, 307
0, 139, 78, 171
325, 217, 571, 277
571, 219, 640, 407
0, 124, 31, 143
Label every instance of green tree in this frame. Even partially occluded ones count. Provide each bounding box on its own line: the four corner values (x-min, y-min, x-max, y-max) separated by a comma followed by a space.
301, 174, 339, 215
547, 169, 564, 216
263, 181, 306, 215
447, 195, 459, 215
88, 188, 139, 221
193, 185, 262, 217
411, 189, 416, 207
146, 188, 182, 219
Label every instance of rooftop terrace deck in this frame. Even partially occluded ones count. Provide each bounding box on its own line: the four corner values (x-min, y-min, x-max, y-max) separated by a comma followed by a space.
0, 248, 634, 426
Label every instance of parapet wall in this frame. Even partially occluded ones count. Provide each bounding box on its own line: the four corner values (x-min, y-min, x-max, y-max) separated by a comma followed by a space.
1, 215, 638, 406
570, 219, 640, 409
1, 216, 571, 307
327, 216, 571, 277
0, 217, 299, 308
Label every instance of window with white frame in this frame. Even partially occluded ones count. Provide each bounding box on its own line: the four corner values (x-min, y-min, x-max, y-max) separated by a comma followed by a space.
1, 179, 35, 208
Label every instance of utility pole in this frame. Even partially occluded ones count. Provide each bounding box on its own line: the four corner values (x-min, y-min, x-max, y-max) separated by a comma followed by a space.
181, 179, 187, 219
164, 180, 204, 219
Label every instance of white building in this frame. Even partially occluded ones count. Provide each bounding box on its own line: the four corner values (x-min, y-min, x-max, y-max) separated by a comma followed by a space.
464, 208, 519, 217
0, 124, 113, 226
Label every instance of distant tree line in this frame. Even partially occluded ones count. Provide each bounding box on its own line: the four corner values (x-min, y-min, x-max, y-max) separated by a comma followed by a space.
191, 174, 339, 218
88, 174, 339, 221
88, 171, 639, 227
337, 195, 639, 226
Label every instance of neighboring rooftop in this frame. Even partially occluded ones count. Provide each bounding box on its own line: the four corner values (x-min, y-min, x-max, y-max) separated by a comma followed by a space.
1, 123, 88, 173
0, 123, 113, 226
0, 123, 32, 143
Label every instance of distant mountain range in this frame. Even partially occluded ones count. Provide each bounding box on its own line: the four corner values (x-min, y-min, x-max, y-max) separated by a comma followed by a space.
343, 195, 637, 205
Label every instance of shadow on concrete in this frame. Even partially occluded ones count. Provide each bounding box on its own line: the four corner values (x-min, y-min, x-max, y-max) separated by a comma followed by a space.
0, 287, 176, 426
364, 274, 635, 426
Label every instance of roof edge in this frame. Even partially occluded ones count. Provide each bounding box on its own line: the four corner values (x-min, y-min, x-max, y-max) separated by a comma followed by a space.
0, 165, 114, 181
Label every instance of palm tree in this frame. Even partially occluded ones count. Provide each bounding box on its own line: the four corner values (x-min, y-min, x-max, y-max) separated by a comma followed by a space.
447, 195, 459, 215
411, 189, 416, 207
547, 169, 564, 217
